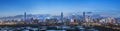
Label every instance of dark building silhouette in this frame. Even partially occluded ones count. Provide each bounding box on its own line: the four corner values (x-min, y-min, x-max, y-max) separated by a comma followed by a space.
61, 12, 64, 24
24, 12, 27, 21
83, 12, 86, 22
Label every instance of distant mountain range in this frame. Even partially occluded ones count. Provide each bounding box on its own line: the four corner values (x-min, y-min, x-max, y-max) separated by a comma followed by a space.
0, 14, 51, 20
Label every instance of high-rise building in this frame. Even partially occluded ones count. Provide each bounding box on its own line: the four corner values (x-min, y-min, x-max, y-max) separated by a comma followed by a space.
24, 12, 27, 21
105, 17, 116, 24
83, 12, 86, 22
100, 17, 116, 24
61, 12, 64, 24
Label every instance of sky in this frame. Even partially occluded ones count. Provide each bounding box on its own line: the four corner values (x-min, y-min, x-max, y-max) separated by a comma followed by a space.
0, 0, 120, 17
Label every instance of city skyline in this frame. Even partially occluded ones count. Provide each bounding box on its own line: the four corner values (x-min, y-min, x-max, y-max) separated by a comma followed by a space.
0, 0, 120, 31
0, 0, 120, 17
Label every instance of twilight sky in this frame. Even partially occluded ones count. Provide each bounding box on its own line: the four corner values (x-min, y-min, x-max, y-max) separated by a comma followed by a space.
0, 0, 120, 17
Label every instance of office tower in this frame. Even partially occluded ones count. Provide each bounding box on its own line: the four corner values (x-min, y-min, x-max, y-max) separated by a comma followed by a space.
24, 12, 27, 21
85, 16, 93, 22
61, 12, 64, 24
105, 17, 116, 24
83, 12, 86, 22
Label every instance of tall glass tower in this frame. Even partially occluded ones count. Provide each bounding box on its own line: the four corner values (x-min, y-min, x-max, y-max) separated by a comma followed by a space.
83, 12, 86, 22
61, 12, 64, 24
24, 12, 27, 21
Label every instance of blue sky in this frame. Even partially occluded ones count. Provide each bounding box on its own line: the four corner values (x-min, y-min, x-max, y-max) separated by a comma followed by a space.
0, 0, 120, 17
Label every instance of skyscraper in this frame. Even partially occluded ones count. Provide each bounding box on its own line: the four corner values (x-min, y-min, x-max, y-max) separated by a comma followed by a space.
83, 12, 86, 22
24, 12, 27, 21
61, 12, 64, 24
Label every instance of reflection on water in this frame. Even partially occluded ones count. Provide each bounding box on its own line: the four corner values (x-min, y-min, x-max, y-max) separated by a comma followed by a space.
0, 26, 100, 31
